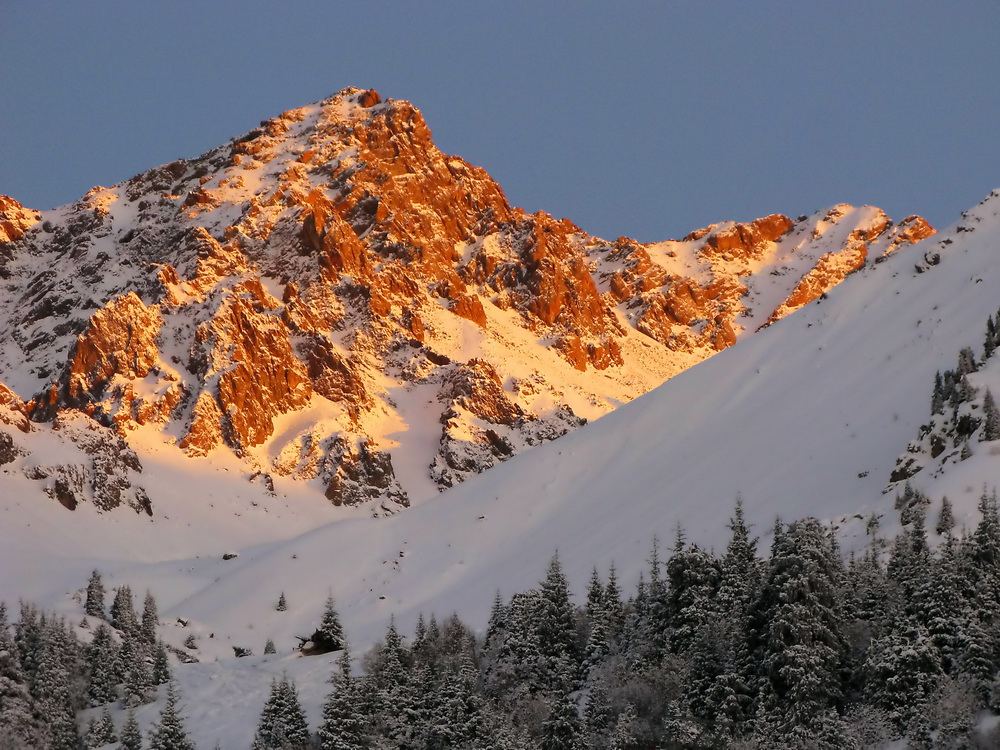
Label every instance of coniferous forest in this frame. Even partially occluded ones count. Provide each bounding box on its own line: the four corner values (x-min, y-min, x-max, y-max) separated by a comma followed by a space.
5, 493, 1000, 748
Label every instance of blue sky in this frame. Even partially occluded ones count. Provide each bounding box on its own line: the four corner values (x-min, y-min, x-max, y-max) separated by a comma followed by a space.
2, 1, 998, 242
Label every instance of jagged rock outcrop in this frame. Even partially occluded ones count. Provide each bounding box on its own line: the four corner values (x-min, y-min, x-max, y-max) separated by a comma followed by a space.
0, 195, 40, 247
12, 410, 151, 513
0, 87, 937, 513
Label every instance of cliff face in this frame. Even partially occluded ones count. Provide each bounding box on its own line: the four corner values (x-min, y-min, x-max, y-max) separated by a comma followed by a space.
0, 88, 936, 513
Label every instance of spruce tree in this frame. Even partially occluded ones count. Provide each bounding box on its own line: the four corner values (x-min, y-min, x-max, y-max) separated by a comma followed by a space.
937, 496, 956, 537
14, 601, 43, 684
983, 389, 1000, 441
86, 622, 120, 706
536, 554, 580, 694
86, 570, 106, 618
608, 703, 638, 750
119, 706, 142, 750
484, 591, 508, 653
957, 346, 978, 375
751, 518, 848, 738
152, 641, 171, 685
86, 705, 117, 748
263, 638, 276, 655
253, 674, 310, 750
425, 657, 484, 749
318, 649, 367, 750
313, 593, 345, 653
665, 541, 721, 656
111, 586, 138, 635
140, 592, 158, 646
583, 682, 613, 747
865, 625, 941, 733
586, 567, 605, 622
0, 603, 51, 749
123, 646, 153, 707
147, 683, 195, 750
931, 371, 945, 415
603, 562, 624, 637
540, 692, 581, 750
276, 592, 287, 612
33, 619, 81, 750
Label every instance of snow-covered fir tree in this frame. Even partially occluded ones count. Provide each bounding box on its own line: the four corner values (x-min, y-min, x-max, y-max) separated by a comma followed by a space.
318, 649, 366, 750
119, 705, 142, 750
253, 674, 311, 750
148, 682, 195, 750
111, 585, 138, 635
85, 570, 106, 619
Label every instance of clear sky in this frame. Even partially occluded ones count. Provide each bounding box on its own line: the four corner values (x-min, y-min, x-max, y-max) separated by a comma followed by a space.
2, 1, 998, 242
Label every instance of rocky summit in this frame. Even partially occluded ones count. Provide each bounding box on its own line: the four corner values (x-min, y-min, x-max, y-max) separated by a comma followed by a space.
0, 87, 935, 515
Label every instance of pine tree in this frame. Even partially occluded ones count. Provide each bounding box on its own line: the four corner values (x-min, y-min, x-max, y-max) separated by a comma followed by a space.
751, 518, 848, 738
276, 592, 287, 612
665, 541, 721, 656
983, 389, 1000, 441
484, 590, 508, 654
536, 553, 580, 694
152, 641, 171, 685
253, 674, 310, 749
608, 703, 638, 750
931, 371, 945, 415
986, 315, 997, 360
865, 625, 942, 733
957, 346, 978, 375
14, 601, 43, 684
540, 692, 581, 750
313, 593, 345, 653
140, 592, 158, 646
937, 496, 956, 537
583, 682, 613, 747
0, 603, 51, 749
263, 638, 276, 655
111, 586, 138, 635
119, 706, 142, 750
86, 622, 120, 706
147, 683, 195, 750
424, 656, 484, 749
318, 649, 367, 750
86, 570, 106, 619
603, 562, 624, 636
86, 705, 117, 748
123, 645, 153, 707
32, 619, 81, 750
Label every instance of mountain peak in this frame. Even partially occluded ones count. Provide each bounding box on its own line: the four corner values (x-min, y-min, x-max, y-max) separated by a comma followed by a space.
0, 91, 936, 514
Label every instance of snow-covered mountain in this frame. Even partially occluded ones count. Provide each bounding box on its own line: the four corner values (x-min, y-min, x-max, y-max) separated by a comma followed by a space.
0, 87, 932, 520
6, 86, 1000, 747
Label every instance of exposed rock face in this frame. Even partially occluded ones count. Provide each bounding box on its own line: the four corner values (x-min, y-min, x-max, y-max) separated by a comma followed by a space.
0, 382, 31, 433
0, 195, 40, 246
0, 88, 936, 513
324, 437, 407, 511
14, 411, 151, 513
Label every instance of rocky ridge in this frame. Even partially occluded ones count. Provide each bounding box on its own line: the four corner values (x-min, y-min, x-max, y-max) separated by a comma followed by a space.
0, 87, 936, 514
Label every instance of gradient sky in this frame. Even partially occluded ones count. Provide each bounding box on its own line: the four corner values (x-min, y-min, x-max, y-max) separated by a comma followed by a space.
2, 1, 998, 242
